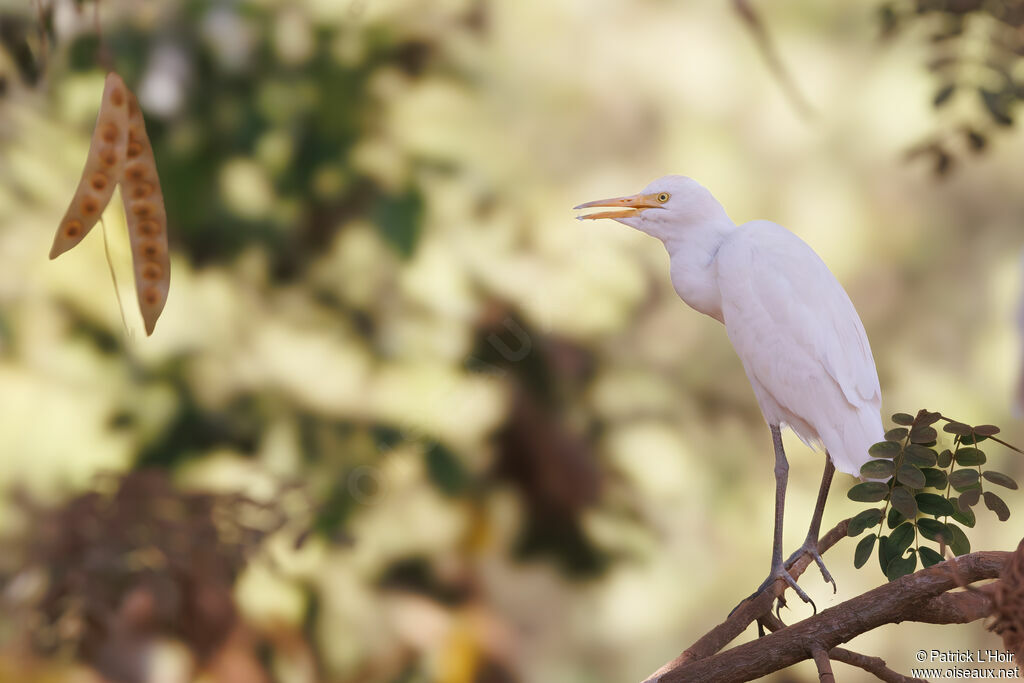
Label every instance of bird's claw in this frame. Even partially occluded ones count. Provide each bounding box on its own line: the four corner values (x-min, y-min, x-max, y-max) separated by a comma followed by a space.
759, 563, 816, 616
728, 562, 816, 621
784, 541, 837, 594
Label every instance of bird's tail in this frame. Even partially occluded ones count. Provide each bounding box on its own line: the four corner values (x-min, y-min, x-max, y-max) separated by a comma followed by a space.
825, 408, 885, 478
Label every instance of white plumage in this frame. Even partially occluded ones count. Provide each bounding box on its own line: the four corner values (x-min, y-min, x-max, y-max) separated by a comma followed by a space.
576, 174, 884, 607
714, 220, 882, 475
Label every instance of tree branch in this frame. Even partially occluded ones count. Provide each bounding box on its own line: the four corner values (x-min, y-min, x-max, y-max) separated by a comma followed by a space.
732, 0, 815, 121
811, 646, 834, 682
829, 647, 927, 683
643, 517, 850, 681
646, 551, 1008, 682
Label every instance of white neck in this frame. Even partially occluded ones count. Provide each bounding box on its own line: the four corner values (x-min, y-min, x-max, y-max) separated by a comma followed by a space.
660, 205, 734, 323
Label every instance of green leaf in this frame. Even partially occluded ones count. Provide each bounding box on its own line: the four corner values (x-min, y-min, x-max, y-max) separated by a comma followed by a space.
373, 189, 425, 258
890, 522, 915, 556
921, 467, 948, 489
891, 486, 919, 518
896, 464, 926, 489
885, 428, 909, 442
937, 449, 953, 468
980, 88, 1013, 126
917, 411, 942, 426
949, 469, 980, 492
947, 523, 971, 556
958, 488, 981, 510
965, 129, 987, 153
425, 445, 470, 496
887, 505, 906, 529
983, 491, 1011, 521
855, 534, 877, 569
904, 444, 938, 468
848, 481, 890, 503
973, 424, 1001, 436
917, 518, 953, 544
886, 553, 918, 581
959, 433, 989, 445
954, 447, 986, 466
919, 546, 944, 567
983, 471, 1019, 490
860, 459, 896, 479
869, 441, 901, 459
950, 499, 976, 528
848, 508, 884, 536
891, 413, 915, 426
916, 492, 954, 517
878, 534, 893, 573
943, 422, 972, 436
910, 426, 938, 444
933, 84, 955, 107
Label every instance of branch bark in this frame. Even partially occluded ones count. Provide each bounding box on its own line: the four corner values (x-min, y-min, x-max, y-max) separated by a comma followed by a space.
647, 518, 849, 677
646, 551, 1007, 682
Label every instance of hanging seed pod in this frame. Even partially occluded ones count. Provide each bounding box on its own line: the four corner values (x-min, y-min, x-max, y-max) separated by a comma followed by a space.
120, 91, 170, 336
49, 72, 130, 259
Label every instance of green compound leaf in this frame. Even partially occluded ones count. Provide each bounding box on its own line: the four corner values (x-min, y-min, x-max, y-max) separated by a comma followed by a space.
855, 534, 877, 569
890, 522, 915, 556
877, 534, 892, 573
917, 518, 953, 544
848, 481, 890, 503
891, 486, 919, 518
903, 444, 938, 468
973, 424, 1001, 437
984, 491, 1011, 522
937, 449, 953, 468
916, 492, 954, 517
983, 471, 1019, 490
869, 441, 901, 459
861, 459, 896, 479
949, 469, 980, 492
950, 499, 976, 528
896, 464, 926, 489
943, 422, 972, 436
921, 467, 948, 489
886, 553, 918, 582
957, 489, 981, 512
848, 508, 884, 536
891, 413, 915, 426
887, 505, 906, 529
909, 426, 938, 444
885, 428, 909, 442
947, 523, 971, 556
954, 447, 986, 466
919, 546, 944, 567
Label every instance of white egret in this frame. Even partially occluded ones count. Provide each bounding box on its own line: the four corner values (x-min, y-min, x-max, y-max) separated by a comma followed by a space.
575, 175, 883, 609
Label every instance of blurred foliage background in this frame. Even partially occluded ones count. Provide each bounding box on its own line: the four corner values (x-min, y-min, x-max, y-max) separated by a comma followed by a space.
0, 0, 1022, 681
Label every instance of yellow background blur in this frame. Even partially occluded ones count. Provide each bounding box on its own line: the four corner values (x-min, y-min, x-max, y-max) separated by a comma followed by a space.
0, 0, 1022, 681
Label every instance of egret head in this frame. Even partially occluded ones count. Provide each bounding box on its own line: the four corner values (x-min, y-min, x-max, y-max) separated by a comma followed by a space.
574, 175, 725, 241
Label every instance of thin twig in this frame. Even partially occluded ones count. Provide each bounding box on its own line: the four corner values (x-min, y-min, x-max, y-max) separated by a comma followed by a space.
829, 647, 927, 683
811, 646, 834, 682
732, 0, 815, 121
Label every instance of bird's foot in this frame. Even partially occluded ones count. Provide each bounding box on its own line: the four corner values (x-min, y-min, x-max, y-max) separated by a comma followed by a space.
784, 539, 837, 594
728, 561, 816, 621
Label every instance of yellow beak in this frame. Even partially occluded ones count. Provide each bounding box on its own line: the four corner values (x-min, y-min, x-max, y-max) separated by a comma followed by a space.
574, 193, 662, 220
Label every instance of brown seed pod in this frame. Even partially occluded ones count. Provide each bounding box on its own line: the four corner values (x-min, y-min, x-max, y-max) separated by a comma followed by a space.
121, 90, 170, 336
50, 73, 130, 259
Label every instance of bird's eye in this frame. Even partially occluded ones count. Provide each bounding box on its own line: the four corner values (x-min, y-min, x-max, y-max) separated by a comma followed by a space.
657, 193, 670, 203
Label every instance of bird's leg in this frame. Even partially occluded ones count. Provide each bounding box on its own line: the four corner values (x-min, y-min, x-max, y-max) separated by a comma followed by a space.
744, 425, 816, 615
783, 455, 837, 593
